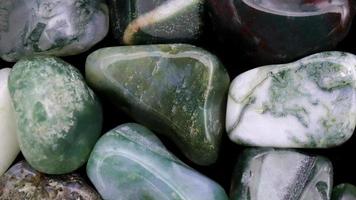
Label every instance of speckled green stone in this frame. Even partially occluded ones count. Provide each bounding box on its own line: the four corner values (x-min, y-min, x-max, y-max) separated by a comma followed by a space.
0, 160, 102, 200
332, 184, 356, 200
87, 123, 229, 200
8, 56, 102, 174
86, 44, 230, 165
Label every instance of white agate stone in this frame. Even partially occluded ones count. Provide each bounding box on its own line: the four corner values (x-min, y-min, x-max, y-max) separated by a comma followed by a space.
226, 52, 356, 148
0, 68, 19, 175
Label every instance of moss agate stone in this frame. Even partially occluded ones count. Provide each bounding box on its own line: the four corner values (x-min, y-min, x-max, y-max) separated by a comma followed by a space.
0, 68, 19, 176
108, 0, 204, 45
231, 148, 333, 200
0, 161, 101, 200
208, 0, 355, 63
87, 123, 229, 200
227, 52, 356, 148
86, 44, 230, 165
0, 0, 109, 62
332, 184, 356, 200
8, 56, 103, 174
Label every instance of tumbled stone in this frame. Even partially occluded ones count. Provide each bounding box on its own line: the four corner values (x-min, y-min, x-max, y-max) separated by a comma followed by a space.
0, 160, 101, 200
8, 56, 103, 174
332, 184, 356, 200
208, 0, 355, 63
231, 148, 333, 200
227, 52, 356, 148
108, 0, 204, 45
0, 0, 109, 62
86, 44, 230, 165
0, 68, 19, 175
87, 123, 229, 200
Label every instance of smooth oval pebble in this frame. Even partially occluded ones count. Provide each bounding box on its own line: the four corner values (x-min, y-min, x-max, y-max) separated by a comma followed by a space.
227, 52, 356, 148
87, 123, 229, 200
0, 160, 102, 200
332, 184, 356, 200
8, 56, 103, 174
0, 68, 19, 176
86, 44, 230, 165
231, 148, 333, 200
0, 0, 109, 62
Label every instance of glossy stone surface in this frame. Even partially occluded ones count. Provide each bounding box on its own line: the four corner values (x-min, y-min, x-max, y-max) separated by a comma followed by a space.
332, 184, 356, 200
0, 161, 101, 200
208, 0, 355, 63
87, 123, 229, 200
108, 0, 204, 45
8, 56, 103, 174
0, 0, 109, 62
231, 148, 333, 200
227, 52, 356, 148
0, 68, 19, 176
86, 44, 230, 165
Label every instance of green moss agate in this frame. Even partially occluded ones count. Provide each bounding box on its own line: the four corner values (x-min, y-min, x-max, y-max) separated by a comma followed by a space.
8, 56, 102, 174
86, 44, 230, 165
231, 148, 333, 200
87, 123, 229, 200
332, 184, 356, 200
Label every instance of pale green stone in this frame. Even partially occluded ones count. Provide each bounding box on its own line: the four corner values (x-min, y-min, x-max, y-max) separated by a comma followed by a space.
231, 148, 333, 200
87, 123, 229, 200
332, 184, 356, 200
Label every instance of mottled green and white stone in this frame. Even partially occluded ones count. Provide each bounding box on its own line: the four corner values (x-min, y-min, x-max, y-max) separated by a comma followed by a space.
86, 44, 230, 165
0, 68, 19, 176
227, 52, 356, 147
332, 184, 356, 200
87, 123, 229, 200
0, 0, 109, 62
8, 56, 103, 174
231, 148, 333, 200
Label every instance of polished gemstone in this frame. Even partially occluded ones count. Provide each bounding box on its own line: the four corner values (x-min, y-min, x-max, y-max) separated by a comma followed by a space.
231, 148, 333, 200
86, 44, 230, 165
0, 68, 19, 176
227, 52, 356, 148
8, 56, 103, 174
108, 0, 204, 45
0, 160, 102, 200
0, 0, 109, 62
208, 0, 355, 63
332, 184, 356, 200
87, 123, 229, 200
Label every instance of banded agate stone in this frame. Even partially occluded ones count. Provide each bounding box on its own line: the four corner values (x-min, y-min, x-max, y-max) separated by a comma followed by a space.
86, 44, 230, 165
108, 0, 204, 45
332, 184, 356, 200
0, 68, 19, 176
0, 161, 101, 200
227, 52, 356, 148
8, 56, 103, 174
231, 148, 333, 200
0, 0, 109, 62
87, 123, 229, 200
208, 0, 355, 63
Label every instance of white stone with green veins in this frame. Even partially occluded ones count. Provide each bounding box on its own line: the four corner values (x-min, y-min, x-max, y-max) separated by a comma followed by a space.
226, 52, 356, 148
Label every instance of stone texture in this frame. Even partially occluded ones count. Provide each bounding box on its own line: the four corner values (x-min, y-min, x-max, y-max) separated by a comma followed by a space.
227, 52, 356, 148
86, 44, 230, 165
0, 160, 102, 200
108, 0, 204, 45
0, 0, 109, 62
332, 184, 356, 200
0, 68, 19, 175
87, 123, 229, 200
231, 148, 333, 200
8, 56, 102, 174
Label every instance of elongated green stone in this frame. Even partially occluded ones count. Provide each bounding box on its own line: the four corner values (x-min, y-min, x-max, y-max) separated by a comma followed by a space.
227, 52, 356, 148
86, 44, 230, 165
87, 123, 229, 200
332, 184, 356, 200
0, 161, 102, 200
8, 56, 103, 174
231, 148, 333, 200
